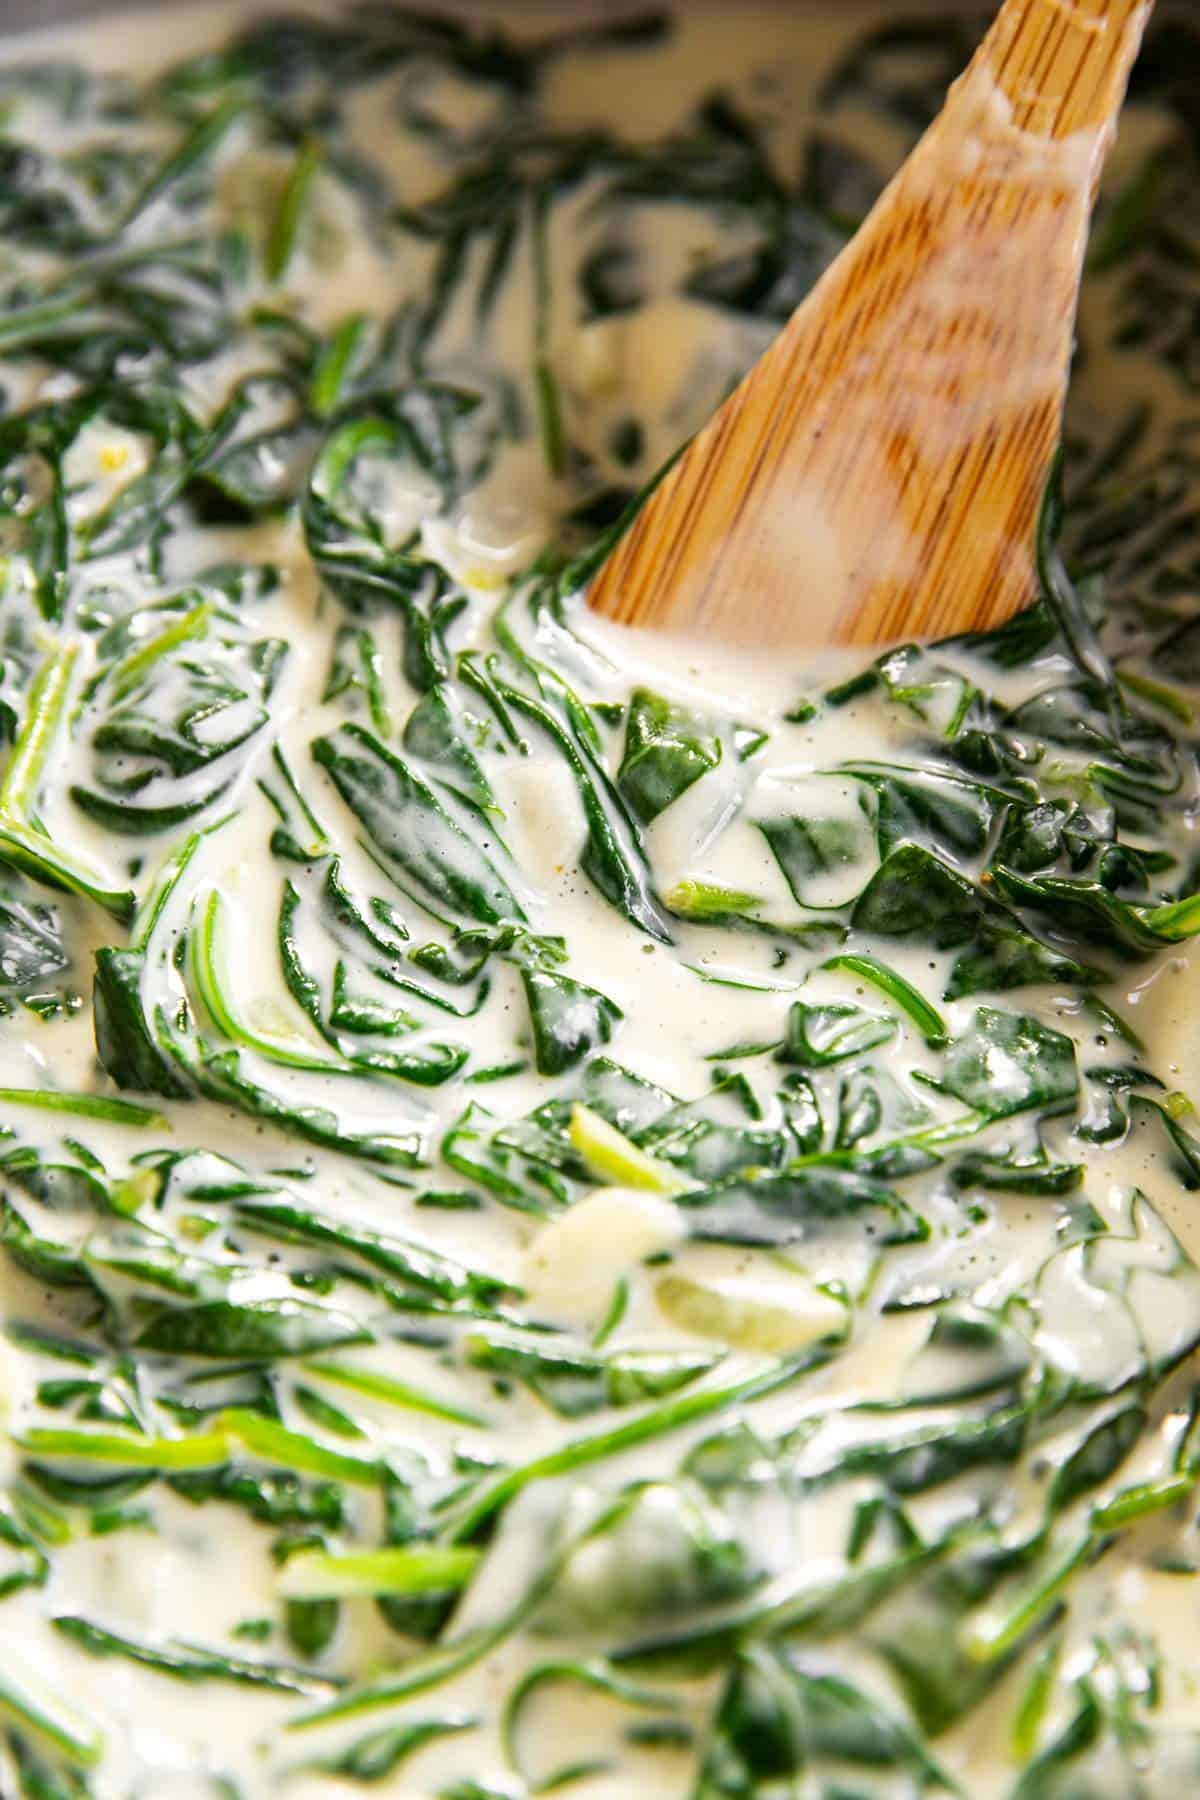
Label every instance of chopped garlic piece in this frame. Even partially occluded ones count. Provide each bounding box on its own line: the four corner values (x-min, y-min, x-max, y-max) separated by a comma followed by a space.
569, 1101, 693, 1194
656, 1269, 846, 1352
522, 1186, 686, 1325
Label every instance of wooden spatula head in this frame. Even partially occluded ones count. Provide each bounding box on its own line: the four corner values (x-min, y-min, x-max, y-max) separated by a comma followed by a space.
586, 0, 1152, 650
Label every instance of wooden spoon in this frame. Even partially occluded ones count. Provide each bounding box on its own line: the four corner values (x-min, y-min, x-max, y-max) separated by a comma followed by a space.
586, 0, 1152, 649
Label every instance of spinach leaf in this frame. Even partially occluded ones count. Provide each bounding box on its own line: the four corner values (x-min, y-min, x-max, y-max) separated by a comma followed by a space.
313, 724, 523, 927
776, 999, 896, 1067
402, 683, 494, 814
0, 884, 69, 992
852, 844, 1101, 998
465, 1332, 713, 1418
497, 675, 673, 943
517, 961, 623, 1076
617, 688, 722, 824
936, 1009, 1079, 1121
302, 1716, 477, 1784
51, 1616, 336, 1697
677, 1164, 929, 1250
698, 1644, 954, 1795
303, 390, 493, 619
758, 812, 869, 907
72, 606, 283, 835
135, 1298, 368, 1360
93, 948, 190, 1099
990, 864, 1187, 959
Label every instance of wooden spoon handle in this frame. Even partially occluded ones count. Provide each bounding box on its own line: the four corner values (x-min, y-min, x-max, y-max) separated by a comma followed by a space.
587, 0, 1152, 651
985, 0, 1150, 140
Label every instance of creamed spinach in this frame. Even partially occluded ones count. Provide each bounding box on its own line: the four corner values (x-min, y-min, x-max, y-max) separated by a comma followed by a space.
1, 4, 1200, 1797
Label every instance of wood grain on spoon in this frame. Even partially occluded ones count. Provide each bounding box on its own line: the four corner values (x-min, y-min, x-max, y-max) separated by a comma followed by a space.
586, 0, 1152, 649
